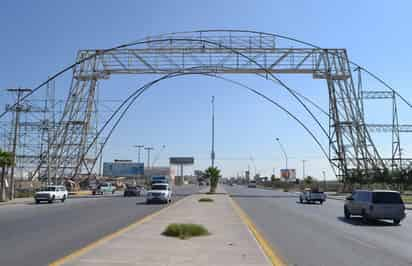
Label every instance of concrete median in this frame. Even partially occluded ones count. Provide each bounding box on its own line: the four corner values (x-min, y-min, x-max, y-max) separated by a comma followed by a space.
51, 187, 281, 266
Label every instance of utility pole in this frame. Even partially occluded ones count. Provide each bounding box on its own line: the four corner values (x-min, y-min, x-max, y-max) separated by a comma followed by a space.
276, 138, 289, 180
134, 145, 144, 163
144, 147, 154, 168
322, 171, 327, 191
46, 120, 51, 186
211, 96, 215, 168
7, 88, 31, 200
302, 160, 306, 179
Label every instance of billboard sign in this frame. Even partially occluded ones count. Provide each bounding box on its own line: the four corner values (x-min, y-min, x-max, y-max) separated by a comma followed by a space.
103, 162, 144, 177
169, 157, 194, 165
280, 169, 296, 181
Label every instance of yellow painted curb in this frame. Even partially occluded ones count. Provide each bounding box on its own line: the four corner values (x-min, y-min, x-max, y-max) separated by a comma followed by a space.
49, 196, 191, 266
229, 197, 287, 266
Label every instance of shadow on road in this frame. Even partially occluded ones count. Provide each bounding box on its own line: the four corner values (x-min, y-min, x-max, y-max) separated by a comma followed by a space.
337, 216, 399, 227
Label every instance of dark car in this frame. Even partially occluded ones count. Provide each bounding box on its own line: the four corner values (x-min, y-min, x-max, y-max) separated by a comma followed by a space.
124, 185, 144, 197
344, 190, 406, 224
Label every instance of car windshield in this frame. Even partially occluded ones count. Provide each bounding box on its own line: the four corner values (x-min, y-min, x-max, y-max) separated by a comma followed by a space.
372, 192, 403, 204
41, 187, 56, 191
152, 185, 167, 190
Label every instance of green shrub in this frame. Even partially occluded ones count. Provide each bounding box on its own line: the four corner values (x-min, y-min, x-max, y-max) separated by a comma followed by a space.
162, 223, 210, 239
198, 197, 214, 202
15, 190, 34, 198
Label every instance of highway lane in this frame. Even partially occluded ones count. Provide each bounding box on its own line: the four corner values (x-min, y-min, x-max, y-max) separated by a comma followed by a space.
226, 185, 412, 266
0, 185, 199, 266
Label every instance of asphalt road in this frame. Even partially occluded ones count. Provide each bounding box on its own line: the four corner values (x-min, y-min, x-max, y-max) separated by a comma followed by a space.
226, 185, 412, 266
0, 185, 199, 266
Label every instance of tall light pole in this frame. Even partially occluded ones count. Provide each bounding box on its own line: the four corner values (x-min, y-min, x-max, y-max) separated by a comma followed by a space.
302, 160, 307, 179
211, 96, 215, 168
144, 147, 154, 168
133, 145, 144, 163
276, 138, 289, 180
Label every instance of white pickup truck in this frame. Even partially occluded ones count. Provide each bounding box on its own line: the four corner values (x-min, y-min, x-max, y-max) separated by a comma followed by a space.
146, 183, 172, 204
299, 188, 326, 204
34, 185, 68, 204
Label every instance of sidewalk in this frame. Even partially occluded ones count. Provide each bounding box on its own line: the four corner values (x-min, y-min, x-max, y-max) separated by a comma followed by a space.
54, 188, 274, 266
0, 196, 33, 206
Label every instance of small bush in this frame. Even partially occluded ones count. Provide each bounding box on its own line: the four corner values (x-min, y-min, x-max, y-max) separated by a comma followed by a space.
162, 223, 210, 239
15, 190, 34, 198
198, 197, 214, 202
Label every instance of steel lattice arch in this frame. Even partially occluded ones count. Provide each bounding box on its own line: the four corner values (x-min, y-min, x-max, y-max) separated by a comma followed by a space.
3, 30, 412, 184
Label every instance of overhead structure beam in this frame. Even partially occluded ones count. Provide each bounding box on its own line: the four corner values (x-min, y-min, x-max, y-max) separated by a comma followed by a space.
28, 31, 392, 182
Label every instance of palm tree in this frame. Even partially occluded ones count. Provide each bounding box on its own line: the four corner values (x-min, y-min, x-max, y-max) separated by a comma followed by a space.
0, 149, 14, 201
204, 166, 221, 193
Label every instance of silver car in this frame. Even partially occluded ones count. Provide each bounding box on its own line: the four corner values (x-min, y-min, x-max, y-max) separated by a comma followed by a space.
344, 190, 406, 224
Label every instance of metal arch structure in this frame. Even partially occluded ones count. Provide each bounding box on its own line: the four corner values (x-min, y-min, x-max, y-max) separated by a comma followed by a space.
10, 30, 411, 183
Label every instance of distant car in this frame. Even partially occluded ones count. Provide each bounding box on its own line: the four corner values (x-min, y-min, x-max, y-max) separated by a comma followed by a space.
146, 183, 172, 204
124, 185, 144, 197
92, 182, 116, 195
344, 190, 406, 225
299, 188, 326, 204
248, 180, 257, 188
34, 185, 68, 204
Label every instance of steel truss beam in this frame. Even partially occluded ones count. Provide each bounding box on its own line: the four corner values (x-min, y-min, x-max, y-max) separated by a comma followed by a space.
37, 32, 390, 181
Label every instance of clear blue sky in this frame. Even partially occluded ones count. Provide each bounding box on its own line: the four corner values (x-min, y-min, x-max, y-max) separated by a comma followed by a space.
1, 0, 412, 179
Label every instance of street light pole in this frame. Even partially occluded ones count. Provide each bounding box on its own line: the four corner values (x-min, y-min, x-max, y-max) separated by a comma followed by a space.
211, 96, 215, 168
276, 138, 288, 168
302, 160, 306, 179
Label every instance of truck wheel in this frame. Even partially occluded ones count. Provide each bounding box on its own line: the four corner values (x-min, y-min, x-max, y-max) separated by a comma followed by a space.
299, 197, 303, 204
92, 191, 96, 195
393, 219, 400, 225
344, 206, 351, 219
61, 195, 66, 203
